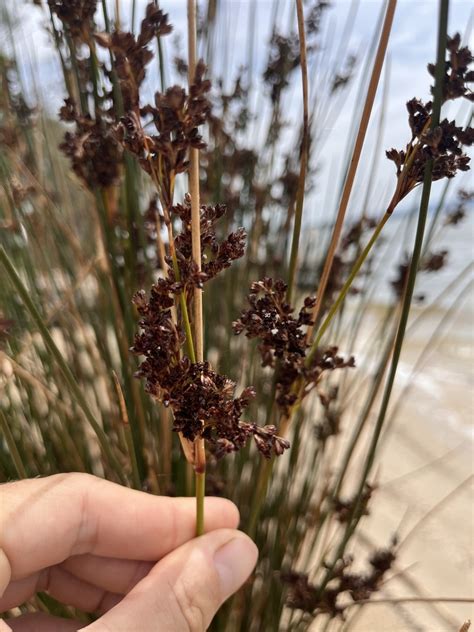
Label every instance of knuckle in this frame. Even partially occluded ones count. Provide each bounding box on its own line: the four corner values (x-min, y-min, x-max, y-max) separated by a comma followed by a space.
67, 471, 96, 486
171, 577, 209, 632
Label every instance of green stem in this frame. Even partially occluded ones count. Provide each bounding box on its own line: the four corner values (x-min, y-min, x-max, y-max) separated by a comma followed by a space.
247, 459, 273, 538
307, 212, 389, 362
196, 470, 205, 536
0, 409, 27, 478
180, 293, 196, 363
334, 317, 397, 498
156, 35, 166, 92
131, 0, 137, 34
169, 247, 196, 363
287, 0, 309, 304
48, 9, 74, 100
67, 34, 88, 115
123, 421, 141, 490
101, 0, 111, 30
88, 44, 101, 115
0, 246, 126, 483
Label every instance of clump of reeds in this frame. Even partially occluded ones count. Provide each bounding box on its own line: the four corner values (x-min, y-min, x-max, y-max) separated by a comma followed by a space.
0, 0, 473, 629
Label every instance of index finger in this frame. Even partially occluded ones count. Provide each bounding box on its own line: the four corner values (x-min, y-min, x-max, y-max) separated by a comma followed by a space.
0, 473, 238, 587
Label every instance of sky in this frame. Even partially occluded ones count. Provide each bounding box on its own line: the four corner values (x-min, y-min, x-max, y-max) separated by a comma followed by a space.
2, 0, 473, 223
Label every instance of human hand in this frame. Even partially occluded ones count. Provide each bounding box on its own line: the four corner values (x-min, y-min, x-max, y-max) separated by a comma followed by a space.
0, 473, 258, 631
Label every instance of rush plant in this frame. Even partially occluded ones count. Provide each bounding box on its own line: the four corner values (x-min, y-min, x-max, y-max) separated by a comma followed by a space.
0, 0, 472, 629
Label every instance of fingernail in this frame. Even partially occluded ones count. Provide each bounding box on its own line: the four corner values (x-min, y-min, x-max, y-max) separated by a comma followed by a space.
214, 533, 258, 597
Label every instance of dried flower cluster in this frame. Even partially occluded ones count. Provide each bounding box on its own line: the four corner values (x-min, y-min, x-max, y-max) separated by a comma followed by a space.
445, 188, 473, 226
386, 100, 472, 200
0, 316, 14, 347
390, 256, 422, 301
91, 3, 292, 464
386, 35, 473, 208
390, 187, 472, 302
117, 61, 211, 208
172, 199, 246, 285
428, 32, 474, 102
282, 540, 396, 618
233, 278, 354, 416
264, 0, 335, 104
305, 1, 331, 36
95, 5, 172, 111
131, 202, 289, 459
420, 249, 448, 273
333, 483, 374, 523
314, 386, 341, 442
0, 61, 35, 154
332, 55, 357, 93
340, 216, 378, 251
59, 99, 122, 189
264, 32, 301, 104
53, 2, 174, 192
48, 0, 97, 42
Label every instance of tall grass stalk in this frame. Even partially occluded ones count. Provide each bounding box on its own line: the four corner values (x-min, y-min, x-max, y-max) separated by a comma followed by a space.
287, 0, 309, 304
306, 0, 397, 340
187, 0, 206, 536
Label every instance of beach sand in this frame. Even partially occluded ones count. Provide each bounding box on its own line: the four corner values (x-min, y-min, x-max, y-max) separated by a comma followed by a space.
343, 305, 473, 631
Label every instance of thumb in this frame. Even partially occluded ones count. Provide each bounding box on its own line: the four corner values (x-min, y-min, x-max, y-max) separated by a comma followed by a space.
80, 529, 258, 632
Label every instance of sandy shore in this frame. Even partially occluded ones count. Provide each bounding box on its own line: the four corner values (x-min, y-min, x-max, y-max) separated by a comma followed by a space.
343, 305, 473, 631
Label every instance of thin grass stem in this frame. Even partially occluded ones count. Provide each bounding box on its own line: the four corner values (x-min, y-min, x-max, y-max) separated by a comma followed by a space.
112, 372, 141, 490
0, 409, 28, 478
348, 597, 474, 607
307, 212, 390, 360
287, 0, 309, 304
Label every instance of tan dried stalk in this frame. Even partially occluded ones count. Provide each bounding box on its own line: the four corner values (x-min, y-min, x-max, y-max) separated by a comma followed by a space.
187, 0, 206, 536
305, 0, 397, 342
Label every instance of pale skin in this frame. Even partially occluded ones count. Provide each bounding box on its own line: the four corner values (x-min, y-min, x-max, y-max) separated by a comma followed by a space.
0, 473, 258, 631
